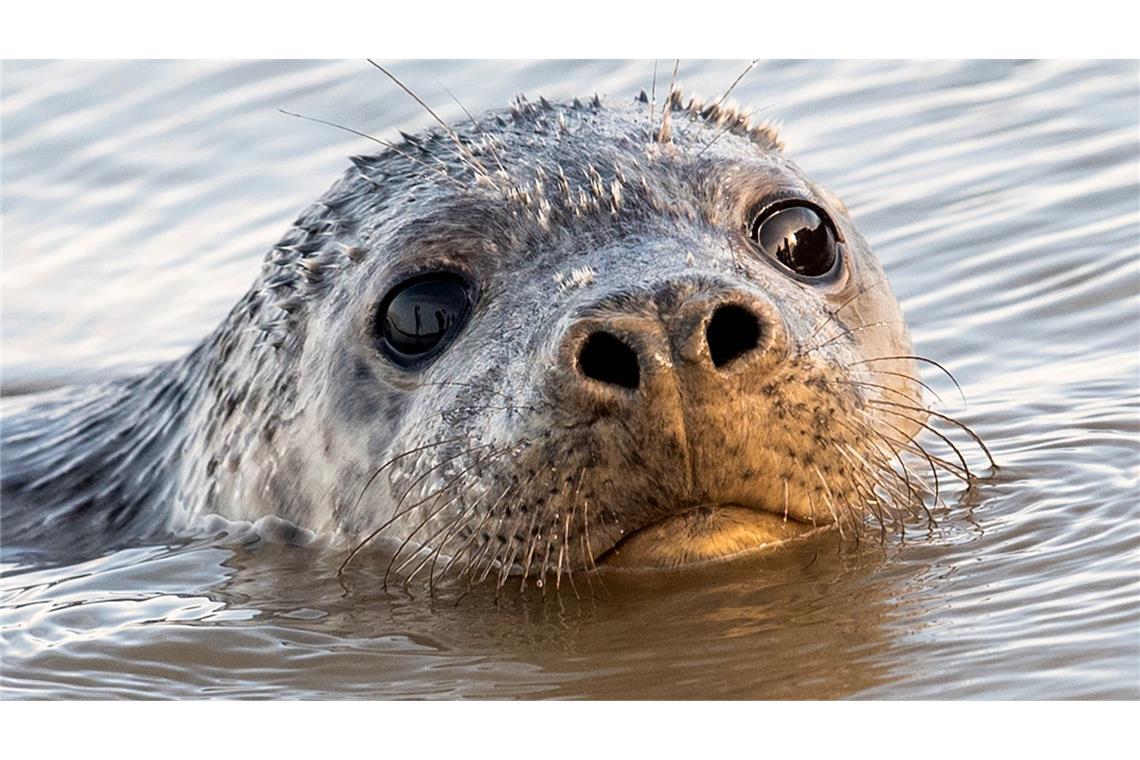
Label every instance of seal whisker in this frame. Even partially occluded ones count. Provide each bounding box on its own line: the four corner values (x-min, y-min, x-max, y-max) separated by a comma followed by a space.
386, 441, 496, 519
471, 498, 526, 589
783, 478, 791, 523
893, 436, 972, 484
465, 464, 546, 593
799, 319, 909, 357
853, 355, 968, 410
408, 483, 502, 595
648, 59, 659, 126
422, 504, 482, 595
836, 417, 930, 522
838, 462, 890, 532
493, 539, 521, 596
433, 78, 512, 179
366, 60, 497, 186
866, 401, 984, 478
870, 399, 995, 469
436, 480, 517, 593
838, 440, 915, 522
812, 465, 847, 541
558, 467, 588, 598
861, 410, 971, 483
834, 449, 891, 540
827, 414, 912, 499
829, 376, 925, 407
537, 514, 556, 596
518, 514, 545, 592
859, 417, 954, 513
497, 494, 552, 594
508, 463, 565, 592
556, 510, 573, 596
382, 444, 513, 588
836, 432, 924, 532
392, 478, 486, 582
805, 277, 889, 344
456, 494, 518, 586
582, 503, 611, 600
679, 58, 759, 143
428, 452, 533, 592
537, 474, 577, 596
336, 436, 472, 579
693, 101, 775, 160
277, 108, 465, 189
858, 367, 948, 407
349, 436, 470, 512
431, 509, 489, 589
402, 509, 488, 596
451, 460, 535, 592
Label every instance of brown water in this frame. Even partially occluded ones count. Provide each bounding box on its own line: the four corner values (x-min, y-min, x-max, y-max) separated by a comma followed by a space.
2, 60, 1138, 699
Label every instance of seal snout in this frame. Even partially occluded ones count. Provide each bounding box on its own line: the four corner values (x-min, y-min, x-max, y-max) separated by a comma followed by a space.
565, 287, 777, 400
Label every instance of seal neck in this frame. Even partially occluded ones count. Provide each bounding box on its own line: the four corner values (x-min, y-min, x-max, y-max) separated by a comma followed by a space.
1, 352, 201, 557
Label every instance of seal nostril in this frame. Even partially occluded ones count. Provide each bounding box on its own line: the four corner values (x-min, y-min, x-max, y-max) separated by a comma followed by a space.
706, 304, 762, 368
578, 331, 640, 390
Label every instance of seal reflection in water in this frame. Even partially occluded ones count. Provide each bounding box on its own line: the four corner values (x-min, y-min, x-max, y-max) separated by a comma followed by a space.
0, 68, 991, 593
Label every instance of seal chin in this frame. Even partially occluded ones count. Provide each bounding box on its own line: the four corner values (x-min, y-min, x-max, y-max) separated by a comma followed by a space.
598, 504, 824, 570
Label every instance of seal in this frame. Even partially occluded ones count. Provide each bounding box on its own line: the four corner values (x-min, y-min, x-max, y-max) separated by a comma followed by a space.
0, 79, 989, 587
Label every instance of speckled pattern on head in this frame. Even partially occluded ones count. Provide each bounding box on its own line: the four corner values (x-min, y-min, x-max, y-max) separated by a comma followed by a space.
2, 84, 985, 587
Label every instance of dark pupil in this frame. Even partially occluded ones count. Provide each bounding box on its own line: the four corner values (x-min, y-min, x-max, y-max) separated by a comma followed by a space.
382, 279, 469, 356
756, 206, 837, 277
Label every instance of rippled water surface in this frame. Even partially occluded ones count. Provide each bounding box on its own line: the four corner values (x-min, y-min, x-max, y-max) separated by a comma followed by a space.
2, 60, 1138, 699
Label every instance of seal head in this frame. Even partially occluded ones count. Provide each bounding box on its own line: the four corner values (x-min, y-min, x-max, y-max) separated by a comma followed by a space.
2, 90, 935, 583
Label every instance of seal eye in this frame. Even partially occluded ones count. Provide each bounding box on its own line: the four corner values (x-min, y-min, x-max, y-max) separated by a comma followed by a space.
377, 274, 473, 366
750, 203, 839, 278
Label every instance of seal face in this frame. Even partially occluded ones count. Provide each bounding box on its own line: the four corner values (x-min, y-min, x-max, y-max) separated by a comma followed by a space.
1, 86, 966, 588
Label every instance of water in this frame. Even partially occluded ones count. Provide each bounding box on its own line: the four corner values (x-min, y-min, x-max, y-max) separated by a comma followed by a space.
2, 60, 1137, 699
